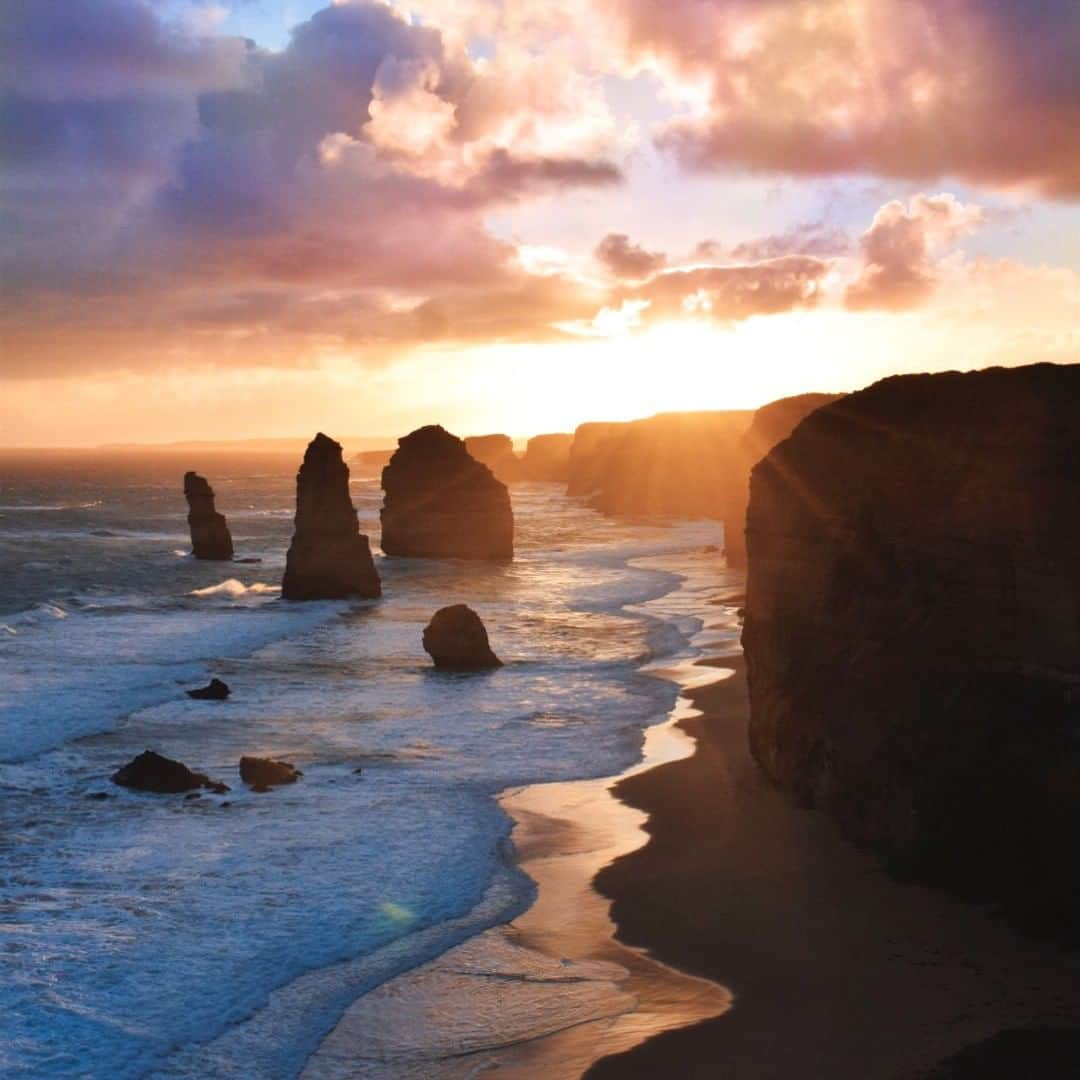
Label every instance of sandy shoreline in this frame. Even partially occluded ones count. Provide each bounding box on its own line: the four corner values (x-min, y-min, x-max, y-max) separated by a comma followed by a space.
302, 659, 735, 1079
306, 575, 1080, 1080
587, 654, 1080, 1079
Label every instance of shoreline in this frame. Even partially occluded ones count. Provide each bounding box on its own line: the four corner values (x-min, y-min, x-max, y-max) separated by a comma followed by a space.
586, 654, 1080, 1079
302, 652, 735, 1079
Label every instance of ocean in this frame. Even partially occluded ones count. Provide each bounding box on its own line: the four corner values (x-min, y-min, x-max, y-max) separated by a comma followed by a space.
0, 451, 722, 1078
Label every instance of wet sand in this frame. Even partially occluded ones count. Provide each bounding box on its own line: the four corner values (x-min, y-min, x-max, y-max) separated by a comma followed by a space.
587, 653, 1080, 1079
302, 656, 733, 1079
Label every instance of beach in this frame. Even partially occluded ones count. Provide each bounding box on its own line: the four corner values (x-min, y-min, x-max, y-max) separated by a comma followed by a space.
587, 651, 1080, 1079
305, 573, 1080, 1079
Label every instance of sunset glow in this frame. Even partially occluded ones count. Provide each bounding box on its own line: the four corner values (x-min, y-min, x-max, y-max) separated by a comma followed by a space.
2, 0, 1078, 445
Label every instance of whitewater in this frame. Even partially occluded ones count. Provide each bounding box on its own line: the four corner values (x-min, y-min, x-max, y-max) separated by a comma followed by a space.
0, 452, 721, 1078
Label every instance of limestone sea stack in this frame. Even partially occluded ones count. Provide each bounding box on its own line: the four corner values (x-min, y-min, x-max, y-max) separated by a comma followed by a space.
183, 472, 234, 560
743, 362, 1080, 932
380, 426, 513, 560
422, 605, 502, 670
282, 433, 381, 601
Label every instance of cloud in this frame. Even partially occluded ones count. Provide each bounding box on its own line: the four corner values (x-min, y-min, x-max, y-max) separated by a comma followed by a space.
730, 221, 849, 262
845, 193, 983, 311
594, 233, 667, 278
625, 255, 829, 322
607, 0, 1080, 197
0, 0, 624, 378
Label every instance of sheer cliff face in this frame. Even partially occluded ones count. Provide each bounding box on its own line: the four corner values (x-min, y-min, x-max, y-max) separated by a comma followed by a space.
520, 433, 574, 482
721, 393, 842, 567
380, 425, 514, 561
743, 363, 1080, 929
282, 433, 381, 600
464, 434, 521, 484
183, 471, 233, 560
566, 412, 753, 518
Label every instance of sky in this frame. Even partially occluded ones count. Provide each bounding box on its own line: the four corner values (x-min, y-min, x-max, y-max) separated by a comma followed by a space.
2, 0, 1078, 446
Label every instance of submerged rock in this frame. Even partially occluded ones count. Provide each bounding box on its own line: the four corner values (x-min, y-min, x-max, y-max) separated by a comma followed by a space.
422, 605, 502, 670
282, 433, 382, 601
380, 426, 513, 560
743, 362, 1080, 934
186, 677, 230, 700
112, 750, 229, 794
239, 756, 301, 793
183, 472, 234, 560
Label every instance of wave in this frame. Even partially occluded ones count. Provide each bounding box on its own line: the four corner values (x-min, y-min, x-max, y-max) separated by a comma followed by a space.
191, 579, 281, 599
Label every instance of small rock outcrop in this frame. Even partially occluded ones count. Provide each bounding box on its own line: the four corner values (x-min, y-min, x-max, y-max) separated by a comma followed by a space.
743, 362, 1080, 935
464, 434, 522, 484
183, 472, 234, 560
422, 605, 502, 670
239, 756, 301, 792
380, 426, 513, 560
282, 433, 382, 601
186, 678, 230, 700
112, 750, 229, 794
520, 433, 574, 482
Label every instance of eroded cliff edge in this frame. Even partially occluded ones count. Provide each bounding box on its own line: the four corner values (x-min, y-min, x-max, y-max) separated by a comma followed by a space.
743, 363, 1080, 936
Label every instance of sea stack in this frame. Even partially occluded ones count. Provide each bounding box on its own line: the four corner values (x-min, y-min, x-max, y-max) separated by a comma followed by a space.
380, 425, 513, 560
183, 472, 234, 560
282, 433, 381, 601
742, 363, 1080, 931
422, 605, 502, 670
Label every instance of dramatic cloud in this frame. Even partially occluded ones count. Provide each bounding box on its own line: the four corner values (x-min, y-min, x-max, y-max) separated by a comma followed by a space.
608, 0, 1080, 196
845, 193, 983, 311
0, 0, 623, 377
594, 233, 667, 278
625, 256, 829, 323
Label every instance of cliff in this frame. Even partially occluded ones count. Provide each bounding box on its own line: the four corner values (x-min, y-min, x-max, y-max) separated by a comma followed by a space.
721, 393, 842, 566
183, 471, 233, 560
567, 412, 753, 518
566, 422, 627, 497
380, 425, 514, 560
464, 434, 521, 484
519, 433, 574, 482
281, 433, 381, 600
743, 363, 1080, 934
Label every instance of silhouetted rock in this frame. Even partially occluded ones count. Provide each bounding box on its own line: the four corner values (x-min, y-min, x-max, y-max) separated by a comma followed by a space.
112, 750, 229, 794
422, 605, 502, 670
566, 422, 627, 496
381, 426, 513, 560
282, 433, 381, 601
465, 434, 522, 483
520, 433, 574, 482
743, 362, 1080, 937
239, 756, 301, 792
579, 412, 754, 518
721, 392, 841, 566
186, 677, 230, 701
183, 472, 234, 560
